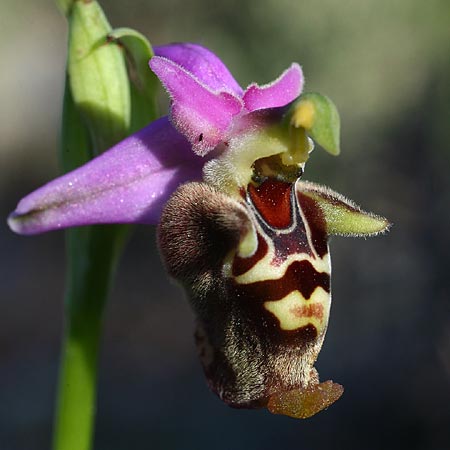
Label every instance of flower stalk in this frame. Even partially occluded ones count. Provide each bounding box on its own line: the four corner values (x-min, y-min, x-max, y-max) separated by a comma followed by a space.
53, 220, 127, 450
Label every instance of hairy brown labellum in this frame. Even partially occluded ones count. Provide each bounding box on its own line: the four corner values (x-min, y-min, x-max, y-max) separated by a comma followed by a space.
158, 177, 389, 418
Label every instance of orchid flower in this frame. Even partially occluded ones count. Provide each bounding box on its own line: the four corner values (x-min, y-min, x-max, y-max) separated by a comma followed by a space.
8, 43, 390, 419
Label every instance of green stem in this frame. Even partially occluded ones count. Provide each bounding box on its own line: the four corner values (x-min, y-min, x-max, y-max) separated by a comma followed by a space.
52, 77, 96, 450
53, 313, 100, 450
53, 225, 127, 450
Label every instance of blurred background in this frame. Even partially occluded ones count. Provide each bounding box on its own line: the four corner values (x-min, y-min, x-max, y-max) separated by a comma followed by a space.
1, 0, 449, 449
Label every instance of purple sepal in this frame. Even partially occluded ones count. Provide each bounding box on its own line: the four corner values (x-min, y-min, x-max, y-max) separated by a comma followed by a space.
8, 117, 203, 235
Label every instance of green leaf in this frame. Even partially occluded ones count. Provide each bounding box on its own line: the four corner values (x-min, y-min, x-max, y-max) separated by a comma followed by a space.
291, 92, 341, 156
297, 181, 391, 237
108, 27, 159, 131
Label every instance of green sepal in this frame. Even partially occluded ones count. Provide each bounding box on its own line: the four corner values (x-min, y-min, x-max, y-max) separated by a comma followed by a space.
297, 181, 391, 237
108, 27, 159, 132
291, 92, 341, 156
68, 1, 131, 154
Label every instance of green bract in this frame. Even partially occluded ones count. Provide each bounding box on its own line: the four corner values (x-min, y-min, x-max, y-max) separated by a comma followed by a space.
68, 0, 130, 153
108, 27, 158, 132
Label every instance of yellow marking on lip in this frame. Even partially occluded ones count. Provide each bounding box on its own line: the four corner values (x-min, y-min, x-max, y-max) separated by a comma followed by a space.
264, 288, 330, 332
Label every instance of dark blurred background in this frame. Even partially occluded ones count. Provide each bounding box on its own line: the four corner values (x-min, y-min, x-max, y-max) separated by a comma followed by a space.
1, 0, 450, 449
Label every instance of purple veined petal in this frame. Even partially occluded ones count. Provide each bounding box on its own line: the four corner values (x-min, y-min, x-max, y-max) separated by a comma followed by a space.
8, 117, 204, 235
150, 56, 243, 155
154, 43, 243, 96
243, 63, 304, 112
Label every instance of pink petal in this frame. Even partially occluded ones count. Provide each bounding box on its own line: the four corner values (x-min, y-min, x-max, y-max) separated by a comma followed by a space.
150, 56, 243, 155
154, 43, 243, 96
243, 63, 304, 112
8, 117, 203, 235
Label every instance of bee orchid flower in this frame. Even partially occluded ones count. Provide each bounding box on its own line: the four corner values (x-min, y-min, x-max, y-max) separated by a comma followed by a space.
8, 43, 390, 419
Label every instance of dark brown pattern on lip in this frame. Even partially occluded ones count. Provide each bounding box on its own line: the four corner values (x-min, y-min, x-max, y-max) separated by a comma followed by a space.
296, 190, 328, 257
234, 259, 330, 301
270, 229, 312, 265
248, 179, 292, 228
